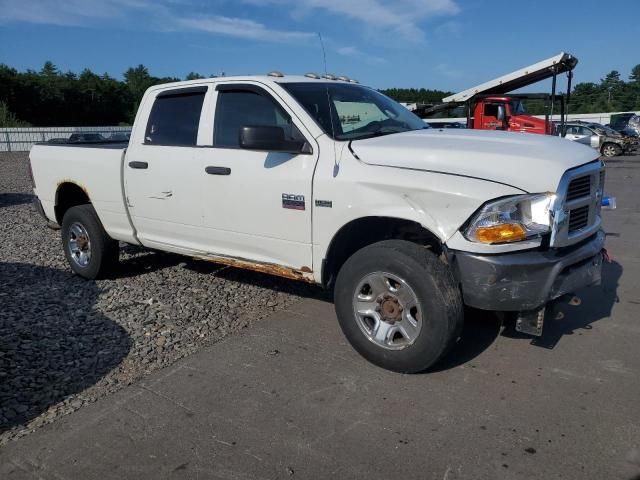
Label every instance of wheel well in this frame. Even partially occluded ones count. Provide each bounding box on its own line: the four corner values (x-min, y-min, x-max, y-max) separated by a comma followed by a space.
55, 183, 91, 224
322, 217, 443, 288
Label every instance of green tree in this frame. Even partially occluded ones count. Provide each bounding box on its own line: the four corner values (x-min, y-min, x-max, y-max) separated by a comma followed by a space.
630, 64, 640, 84
185, 72, 205, 80
0, 101, 29, 127
629, 64, 640, 109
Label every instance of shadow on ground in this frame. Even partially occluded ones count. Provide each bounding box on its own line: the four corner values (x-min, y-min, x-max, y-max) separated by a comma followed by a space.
0, 262, 131, 433
0, 193, 33, 209
430, 308, 502, 372
502, 260, 622, 349
107, 244, 185, 279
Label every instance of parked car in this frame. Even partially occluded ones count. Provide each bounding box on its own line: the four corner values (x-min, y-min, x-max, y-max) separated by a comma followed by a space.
107, 132, 131, 142
609, 113, 640, 136
29, 74, 606, 373
562, 121, 632, 157
68, 133, 107, 143
618, 128, 639, 151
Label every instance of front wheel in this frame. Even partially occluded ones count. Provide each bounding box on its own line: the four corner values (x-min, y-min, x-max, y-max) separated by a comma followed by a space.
61, 204, 119, 279
601, 143, 622, 158
334, 240, 463, 373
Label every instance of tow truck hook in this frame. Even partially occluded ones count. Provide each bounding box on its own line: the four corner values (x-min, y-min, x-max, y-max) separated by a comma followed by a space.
515, 307, 545, 336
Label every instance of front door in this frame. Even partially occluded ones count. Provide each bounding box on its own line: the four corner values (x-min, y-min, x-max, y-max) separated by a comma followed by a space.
194, 84, 318, 270
481, 102, 507, 131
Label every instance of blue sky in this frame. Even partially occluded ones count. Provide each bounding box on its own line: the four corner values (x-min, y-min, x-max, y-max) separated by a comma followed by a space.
0, 0, 638, 91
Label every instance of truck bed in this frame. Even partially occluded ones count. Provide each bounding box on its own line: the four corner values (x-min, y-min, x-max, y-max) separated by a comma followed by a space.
37, 140, 129, 149
29, 143, 137, 244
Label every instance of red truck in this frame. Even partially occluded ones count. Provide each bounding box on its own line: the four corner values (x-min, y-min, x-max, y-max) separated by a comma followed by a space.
429, 53, 578, 136
468, 95, 554, 135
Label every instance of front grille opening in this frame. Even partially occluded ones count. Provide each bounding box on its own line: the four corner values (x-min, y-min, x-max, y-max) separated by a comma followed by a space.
569, 205, 589, 232
567, 175, 591, 201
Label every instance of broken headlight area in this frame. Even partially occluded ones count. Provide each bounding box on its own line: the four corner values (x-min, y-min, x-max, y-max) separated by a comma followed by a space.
464, 193, 556, 244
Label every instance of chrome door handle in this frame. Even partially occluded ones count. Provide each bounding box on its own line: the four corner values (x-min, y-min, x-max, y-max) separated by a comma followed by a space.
129, 161, 148, 169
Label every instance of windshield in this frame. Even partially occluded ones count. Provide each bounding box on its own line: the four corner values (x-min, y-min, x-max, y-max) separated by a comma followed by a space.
509, 99, 527, 115
280, 82, 427, 140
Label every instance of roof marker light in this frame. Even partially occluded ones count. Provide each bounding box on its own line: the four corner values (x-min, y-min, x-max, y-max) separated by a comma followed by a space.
268, 71, 284, 77
322, 74, 337, 80
304, 73, 321, 79
337, 76, 350, 82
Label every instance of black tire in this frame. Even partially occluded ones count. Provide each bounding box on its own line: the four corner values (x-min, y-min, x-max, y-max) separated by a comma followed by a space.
334, 240, 463, 373
61, 204, 119, 279
601, 143, 622, 158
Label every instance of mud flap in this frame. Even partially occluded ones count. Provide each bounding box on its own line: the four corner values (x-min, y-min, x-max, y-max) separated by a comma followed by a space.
515, 307, 545, 336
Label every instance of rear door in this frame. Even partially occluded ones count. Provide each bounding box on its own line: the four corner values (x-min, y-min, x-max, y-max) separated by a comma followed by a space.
193, 83, 318, 270
124, 86, 210, 252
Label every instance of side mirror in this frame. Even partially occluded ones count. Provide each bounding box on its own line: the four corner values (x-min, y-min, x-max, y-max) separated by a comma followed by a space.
496, 105, 505, 122
239, 126, 311, 154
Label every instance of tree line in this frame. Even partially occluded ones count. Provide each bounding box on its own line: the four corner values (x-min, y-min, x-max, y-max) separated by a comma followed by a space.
0, 61, 638, 127
0, 62, 206, 127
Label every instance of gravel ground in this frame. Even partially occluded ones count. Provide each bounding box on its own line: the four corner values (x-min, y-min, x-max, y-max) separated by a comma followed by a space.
0, 151, 322, 445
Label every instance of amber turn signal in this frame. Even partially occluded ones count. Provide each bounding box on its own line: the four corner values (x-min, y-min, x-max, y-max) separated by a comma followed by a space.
474, 224, 526, 244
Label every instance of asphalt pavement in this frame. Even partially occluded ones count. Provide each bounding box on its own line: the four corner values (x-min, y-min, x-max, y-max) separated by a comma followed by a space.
1, 154, 639, 480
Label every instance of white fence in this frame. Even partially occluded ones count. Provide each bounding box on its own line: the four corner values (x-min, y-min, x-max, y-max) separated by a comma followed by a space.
424, 111, 640, 126
0, 126, 132, 152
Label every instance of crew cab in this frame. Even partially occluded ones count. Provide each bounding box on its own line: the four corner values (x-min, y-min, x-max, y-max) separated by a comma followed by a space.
29, 73, 607, 373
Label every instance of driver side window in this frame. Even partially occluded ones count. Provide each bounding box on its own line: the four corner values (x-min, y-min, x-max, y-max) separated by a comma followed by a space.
213, 90, 305, 148
484, 104, 499, 117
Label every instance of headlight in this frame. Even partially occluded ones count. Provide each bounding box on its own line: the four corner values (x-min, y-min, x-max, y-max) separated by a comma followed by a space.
464, 193, 556, 244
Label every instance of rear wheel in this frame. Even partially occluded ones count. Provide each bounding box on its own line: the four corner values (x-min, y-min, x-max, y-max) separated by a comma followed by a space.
334, 240, 463, 373
61, 204, 119, 279
601, 143, 621, 158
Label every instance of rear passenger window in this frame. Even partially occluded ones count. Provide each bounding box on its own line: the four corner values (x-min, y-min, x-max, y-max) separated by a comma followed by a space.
214, 90, 305, 148
145, 88, 206, 146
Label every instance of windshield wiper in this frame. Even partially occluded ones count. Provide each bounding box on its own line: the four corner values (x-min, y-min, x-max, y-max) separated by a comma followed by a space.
342, 125, 420, 141
348, 130, 396, 141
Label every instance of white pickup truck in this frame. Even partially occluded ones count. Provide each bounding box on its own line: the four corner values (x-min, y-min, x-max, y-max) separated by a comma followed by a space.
29, 74, 606, 372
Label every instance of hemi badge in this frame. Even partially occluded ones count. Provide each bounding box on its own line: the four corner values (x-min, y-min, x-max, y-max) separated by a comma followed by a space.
315, 200, 332, 208
282, 193, 305, 210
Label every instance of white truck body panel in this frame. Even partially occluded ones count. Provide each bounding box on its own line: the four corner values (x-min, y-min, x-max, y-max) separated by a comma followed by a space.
29, 75, 601, 284
30, 144, 138, 244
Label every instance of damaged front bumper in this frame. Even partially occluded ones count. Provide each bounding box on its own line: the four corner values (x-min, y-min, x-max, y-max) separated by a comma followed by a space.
446, 229, 605, 315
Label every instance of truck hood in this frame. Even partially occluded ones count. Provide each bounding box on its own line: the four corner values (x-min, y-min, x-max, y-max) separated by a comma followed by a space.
349, 128, 599, 193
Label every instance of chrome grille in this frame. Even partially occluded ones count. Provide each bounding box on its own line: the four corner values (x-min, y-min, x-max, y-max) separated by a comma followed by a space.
566, 175, 591, 201
550, 160, 605, 247
568, 205, 589, 231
